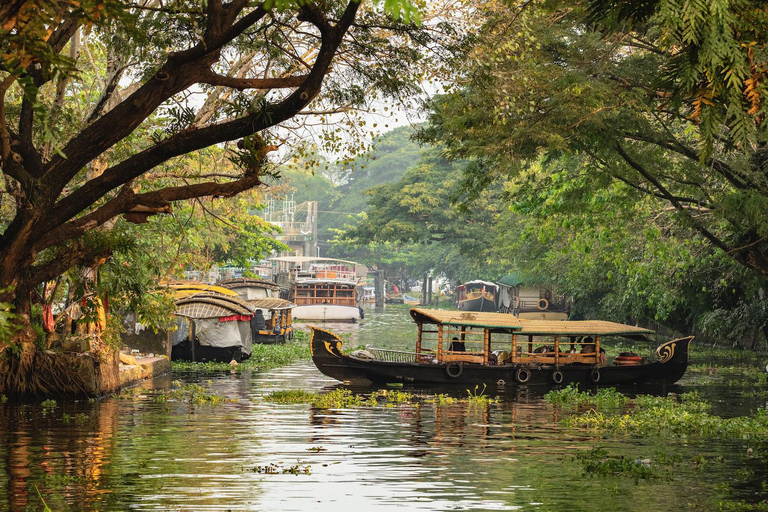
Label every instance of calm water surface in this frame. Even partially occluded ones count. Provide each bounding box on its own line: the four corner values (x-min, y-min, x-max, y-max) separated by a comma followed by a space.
1, 306, 767, 511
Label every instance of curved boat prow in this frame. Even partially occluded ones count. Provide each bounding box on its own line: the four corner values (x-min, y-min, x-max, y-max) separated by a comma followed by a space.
652, 336, 694, 385
309, 325, 345, 359
656, 336, 694, 365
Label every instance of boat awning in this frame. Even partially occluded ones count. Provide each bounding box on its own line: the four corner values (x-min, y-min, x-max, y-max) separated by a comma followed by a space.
247, 298, 295, 311
459, 280, 498, 289
163, 282, 239, 299
175, 293, 254, 319
517, 319, 654, 340
296, 278, 357, 286
217, 278, 280, 291
410, 308, 522, 330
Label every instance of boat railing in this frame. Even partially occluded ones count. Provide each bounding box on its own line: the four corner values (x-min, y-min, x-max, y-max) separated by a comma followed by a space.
365, 347, 422, 363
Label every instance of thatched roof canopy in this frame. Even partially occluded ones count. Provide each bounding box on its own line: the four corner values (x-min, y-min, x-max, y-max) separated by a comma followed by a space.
410, 308, 522, 330
175, 293, 254, 319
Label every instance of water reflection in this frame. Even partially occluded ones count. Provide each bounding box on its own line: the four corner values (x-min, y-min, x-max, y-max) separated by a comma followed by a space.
0, 309, 766, 510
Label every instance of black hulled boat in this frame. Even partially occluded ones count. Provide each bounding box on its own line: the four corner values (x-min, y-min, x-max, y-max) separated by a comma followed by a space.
310, 308, 692, 387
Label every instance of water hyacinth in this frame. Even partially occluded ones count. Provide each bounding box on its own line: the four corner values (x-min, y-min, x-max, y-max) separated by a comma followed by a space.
561, 389, 768, 442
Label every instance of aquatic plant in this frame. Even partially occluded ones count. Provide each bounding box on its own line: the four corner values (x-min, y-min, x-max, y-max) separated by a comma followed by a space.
563, 391, 768, 442
423, 394, 458, 405
250, 463, 311, 475
153, 382, 233, 406
465, 384, 499, 405
0, 394, 7, 403
41, 399, 57, 410
34, 485, 51, 512
545, 384, 630, 407
573, 447, 666, 481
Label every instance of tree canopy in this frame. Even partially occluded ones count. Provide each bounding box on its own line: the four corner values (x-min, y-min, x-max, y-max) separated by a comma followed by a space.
0, 0, 468, 318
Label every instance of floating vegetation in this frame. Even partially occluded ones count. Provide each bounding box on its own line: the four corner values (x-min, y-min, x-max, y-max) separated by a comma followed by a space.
307, 446, 326, 452
171, 335, 311, 372
465, 384, 499, 405
153, 382, 235, 406
573, 447, 726, 483
561, 389, 768, 443
545, 385, 630, 407
573, 447, 665, 481
264, 388, 499, 409
249, 463, 311, 475
0, 394, 6, 403
61, 412, 89, 424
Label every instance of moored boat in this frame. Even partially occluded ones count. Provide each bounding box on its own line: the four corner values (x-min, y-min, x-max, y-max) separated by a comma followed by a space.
457, 280, 498, 312
309, 308, 692, 387
271, 257, 367, 322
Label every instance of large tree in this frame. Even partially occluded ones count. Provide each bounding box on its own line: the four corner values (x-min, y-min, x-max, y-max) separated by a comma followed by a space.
0, 0, 466, 322
420, 0, 768, 281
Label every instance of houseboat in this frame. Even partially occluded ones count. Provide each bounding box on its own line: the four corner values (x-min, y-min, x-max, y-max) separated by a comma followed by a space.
457, 280, 498, 312
309, 308, 692, 387
271, 257, 368, 322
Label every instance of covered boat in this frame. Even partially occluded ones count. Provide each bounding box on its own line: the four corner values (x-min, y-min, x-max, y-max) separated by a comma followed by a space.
217, 277, 281, 300
310, 308, 692, 387
457, 280, 498, 312
248, 297, 296, 344
271, 257, 367, 322
171, 293, 255, 362
217, 278, 295, 344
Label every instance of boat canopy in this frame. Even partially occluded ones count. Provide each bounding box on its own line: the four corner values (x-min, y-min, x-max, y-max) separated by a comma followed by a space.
218, 278, 280, 291
410, 308, 522, 331
175, 293, 254, 319
163, 281, 239, 299
458, 280, 499, 290
517, 319, 653, 340
248, 298, 295, 311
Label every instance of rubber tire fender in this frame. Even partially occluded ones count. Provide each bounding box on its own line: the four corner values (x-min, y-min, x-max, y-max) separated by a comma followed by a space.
537, 298, 549, 310
516, 367, 531, 384
590, 368, 601, 383
445, 362, 463, 378
552, 369, 564, 384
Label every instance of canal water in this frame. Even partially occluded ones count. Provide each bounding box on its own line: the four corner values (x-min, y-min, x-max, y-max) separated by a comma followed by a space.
1, 306, 766, 511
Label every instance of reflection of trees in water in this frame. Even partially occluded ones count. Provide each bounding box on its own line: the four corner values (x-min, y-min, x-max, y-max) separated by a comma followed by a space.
0, 399, 119, 510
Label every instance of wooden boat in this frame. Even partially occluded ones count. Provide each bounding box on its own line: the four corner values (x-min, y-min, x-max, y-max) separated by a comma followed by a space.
457, 280, 498, 312
248, 297, 296, 344
309, 308, 693, 387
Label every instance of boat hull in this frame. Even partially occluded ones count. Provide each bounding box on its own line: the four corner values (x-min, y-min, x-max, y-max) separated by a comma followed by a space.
309, 327, 691, 388
294, 305, 361, 323
458, 296, 497, 312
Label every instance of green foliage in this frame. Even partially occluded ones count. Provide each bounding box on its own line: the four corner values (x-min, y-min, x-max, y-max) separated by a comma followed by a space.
0, 289, 21, 342
171, 334, 310, 372
152, 381, 234, 406
546, 385, 630, 408
563, 391, 768, 443
573, 447, 666, 481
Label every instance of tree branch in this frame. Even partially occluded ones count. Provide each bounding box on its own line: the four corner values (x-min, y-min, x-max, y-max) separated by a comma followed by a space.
615, 142, 733, 254
199, 68, 308, 90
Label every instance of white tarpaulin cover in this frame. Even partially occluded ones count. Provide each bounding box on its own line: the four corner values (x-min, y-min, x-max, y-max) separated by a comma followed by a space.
195, 318, 253, 355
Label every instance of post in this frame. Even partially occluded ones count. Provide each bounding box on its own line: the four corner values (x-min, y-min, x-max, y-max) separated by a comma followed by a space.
190, 320, 196, 362
416, 323, 422, 357
374, 270, 385, 306
437, 324, 443, 362
484, 329, 490, 365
